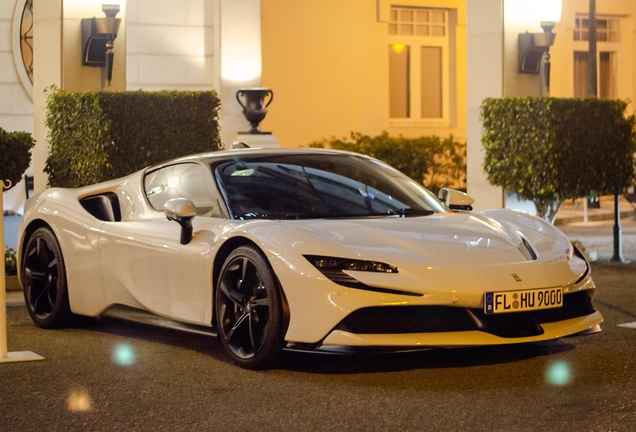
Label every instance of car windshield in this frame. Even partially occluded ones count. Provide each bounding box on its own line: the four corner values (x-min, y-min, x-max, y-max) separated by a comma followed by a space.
214, 153, 448, 220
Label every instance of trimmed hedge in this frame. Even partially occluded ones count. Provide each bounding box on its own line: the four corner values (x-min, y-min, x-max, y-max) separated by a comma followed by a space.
0, 127, 35, 192
308, 132, 466, 194
45, 88, 222, 188
481, 97, 636, 221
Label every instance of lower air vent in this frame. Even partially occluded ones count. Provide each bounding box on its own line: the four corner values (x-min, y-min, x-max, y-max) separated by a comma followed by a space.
333, 290, 596, 338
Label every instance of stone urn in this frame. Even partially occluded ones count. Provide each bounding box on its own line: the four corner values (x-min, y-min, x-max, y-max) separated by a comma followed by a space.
236, 88, 274, 134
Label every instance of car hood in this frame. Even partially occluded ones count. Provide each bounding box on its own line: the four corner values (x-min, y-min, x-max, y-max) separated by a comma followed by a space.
242, 211, 569, 267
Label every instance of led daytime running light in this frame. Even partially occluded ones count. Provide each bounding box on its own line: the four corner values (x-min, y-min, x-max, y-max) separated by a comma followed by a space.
305, 255, 398, 273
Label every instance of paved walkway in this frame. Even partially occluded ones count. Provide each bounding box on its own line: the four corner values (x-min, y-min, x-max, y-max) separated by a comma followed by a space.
554, 195, 636, 263
558, 215, 636, 263
554, 195, 634, 226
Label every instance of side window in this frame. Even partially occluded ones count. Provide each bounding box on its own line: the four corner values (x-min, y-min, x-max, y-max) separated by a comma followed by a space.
144, 163, 218, 216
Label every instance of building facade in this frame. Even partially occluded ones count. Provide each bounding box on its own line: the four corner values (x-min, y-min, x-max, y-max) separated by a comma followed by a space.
2, 0, 636, 213
260, 0, 467, 148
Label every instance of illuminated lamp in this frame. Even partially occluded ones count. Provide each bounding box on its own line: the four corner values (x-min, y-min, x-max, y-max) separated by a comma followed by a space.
518, 0, 562, 92
81, 4, 121, 86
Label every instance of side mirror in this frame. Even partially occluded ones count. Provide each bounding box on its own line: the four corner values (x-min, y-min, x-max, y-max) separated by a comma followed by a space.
438, 188, 474, 212
164, 198, 197, 244
232, 141, 250, 149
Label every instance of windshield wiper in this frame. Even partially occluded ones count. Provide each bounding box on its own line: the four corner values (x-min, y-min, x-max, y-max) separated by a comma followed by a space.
387, 208, 434, 217
239, 212, 307, 220
237, 209, 434, 220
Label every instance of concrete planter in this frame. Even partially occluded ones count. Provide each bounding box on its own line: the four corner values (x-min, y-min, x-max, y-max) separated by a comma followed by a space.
5, 275, 21, 291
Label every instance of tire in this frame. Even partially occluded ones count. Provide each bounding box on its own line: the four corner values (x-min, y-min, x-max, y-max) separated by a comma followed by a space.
22, 227, 74, 329
216, 245, 285, 369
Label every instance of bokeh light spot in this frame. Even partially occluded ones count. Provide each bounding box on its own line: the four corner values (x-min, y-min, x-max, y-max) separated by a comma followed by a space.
546, 361, 572, 386
67, 388, 92, 412
113, 343, 136, 366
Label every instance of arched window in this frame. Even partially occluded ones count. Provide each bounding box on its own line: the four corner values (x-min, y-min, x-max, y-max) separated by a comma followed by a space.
12, 0, 34, 99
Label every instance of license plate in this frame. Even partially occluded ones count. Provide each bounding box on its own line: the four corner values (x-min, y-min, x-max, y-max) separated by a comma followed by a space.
484, 287, 563, 315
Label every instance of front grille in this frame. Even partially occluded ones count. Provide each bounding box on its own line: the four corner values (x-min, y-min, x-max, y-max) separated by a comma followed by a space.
335, 306, 478, 334
333, 289, 596, 339
536, 289, 596, 323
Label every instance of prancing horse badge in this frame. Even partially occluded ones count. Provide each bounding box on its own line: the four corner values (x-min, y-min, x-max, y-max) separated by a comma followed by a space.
511, 273, 522, 282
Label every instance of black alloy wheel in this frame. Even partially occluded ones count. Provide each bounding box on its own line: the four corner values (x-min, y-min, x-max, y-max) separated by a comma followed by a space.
216, 245, 284, 369
22, 227, 73, 328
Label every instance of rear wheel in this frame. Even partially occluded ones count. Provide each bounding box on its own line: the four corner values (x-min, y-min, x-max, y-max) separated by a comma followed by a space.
22, 227, 74, 328
216, 245, 285, 369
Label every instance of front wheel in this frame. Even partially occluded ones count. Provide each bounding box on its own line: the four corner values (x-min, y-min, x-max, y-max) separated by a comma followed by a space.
216, 245, 285, 369
22, 227, 74, 328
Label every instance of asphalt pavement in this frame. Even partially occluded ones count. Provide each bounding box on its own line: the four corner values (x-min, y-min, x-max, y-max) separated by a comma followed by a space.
2, 260, 636, 431
2, 202, 636, 431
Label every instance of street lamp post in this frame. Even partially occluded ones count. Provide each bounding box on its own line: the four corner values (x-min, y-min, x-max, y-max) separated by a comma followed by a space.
536, 0, 562, 95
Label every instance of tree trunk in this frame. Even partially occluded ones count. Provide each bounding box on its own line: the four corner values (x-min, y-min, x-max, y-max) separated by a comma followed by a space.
534, 197, 564, 224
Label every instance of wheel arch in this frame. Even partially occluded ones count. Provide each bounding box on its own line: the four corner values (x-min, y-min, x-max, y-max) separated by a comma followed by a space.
212, 236, 290, 336
19, 219, 55, 274
20, 220, 75, 328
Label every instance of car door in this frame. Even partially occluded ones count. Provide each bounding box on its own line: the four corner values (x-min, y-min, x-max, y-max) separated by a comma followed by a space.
99, 162, 224, 325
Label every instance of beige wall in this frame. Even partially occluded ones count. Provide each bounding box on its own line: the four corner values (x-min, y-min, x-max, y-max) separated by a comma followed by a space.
261, 0, 467, 148
551, 0, 636, 111
126, 0, 219, 92
125, 0, 260, 148
466, 0, 505, 211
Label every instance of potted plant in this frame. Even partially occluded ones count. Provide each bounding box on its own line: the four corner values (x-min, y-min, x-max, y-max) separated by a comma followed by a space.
0, 127, 34, 190
1, 126, 34, 291
4, 245, 20, 291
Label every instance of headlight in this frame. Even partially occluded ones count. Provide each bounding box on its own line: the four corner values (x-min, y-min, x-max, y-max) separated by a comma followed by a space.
304, 255, 398, 273
303, 255, 417, 295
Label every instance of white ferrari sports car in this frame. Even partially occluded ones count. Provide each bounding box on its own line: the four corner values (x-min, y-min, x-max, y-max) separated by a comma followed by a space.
18, 148, 602, 369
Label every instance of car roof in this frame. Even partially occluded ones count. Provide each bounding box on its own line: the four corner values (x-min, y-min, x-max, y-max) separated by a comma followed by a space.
147, 147, 364, 171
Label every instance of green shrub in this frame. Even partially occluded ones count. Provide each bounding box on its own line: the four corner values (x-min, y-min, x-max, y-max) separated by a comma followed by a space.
45, 87, 222, 188
0, 127, 35, 192
308, 131, 466, 194
481, 97, 636, 222
4, 245, 17, 276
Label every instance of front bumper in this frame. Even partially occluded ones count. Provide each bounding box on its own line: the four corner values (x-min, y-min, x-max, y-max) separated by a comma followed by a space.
319, 312, 603, 350
285, 289, 603, 353
271, 251, 598, 344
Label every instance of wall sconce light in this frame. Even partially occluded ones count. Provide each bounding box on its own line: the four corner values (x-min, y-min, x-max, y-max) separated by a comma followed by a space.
518, 0, 562, 92
81, 4, 121, 86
